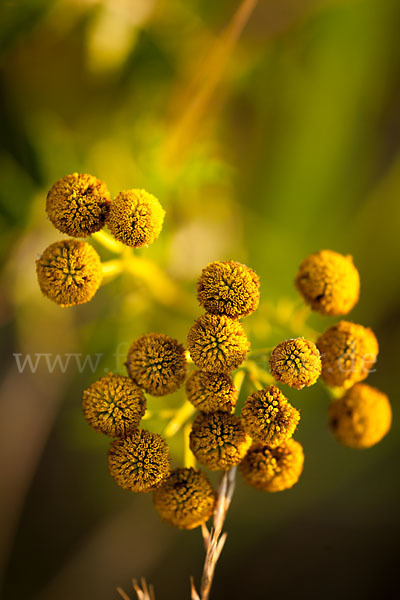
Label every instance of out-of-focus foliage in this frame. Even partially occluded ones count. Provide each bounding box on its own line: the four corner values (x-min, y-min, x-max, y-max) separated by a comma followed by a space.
0, 1, 399, 599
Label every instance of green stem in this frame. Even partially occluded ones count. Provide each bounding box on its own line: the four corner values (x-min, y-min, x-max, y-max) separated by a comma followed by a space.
92, 230, 126, 253
163, 400, 196, 437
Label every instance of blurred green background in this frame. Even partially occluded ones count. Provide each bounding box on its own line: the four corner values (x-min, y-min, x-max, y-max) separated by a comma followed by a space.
1, 0, 399, 598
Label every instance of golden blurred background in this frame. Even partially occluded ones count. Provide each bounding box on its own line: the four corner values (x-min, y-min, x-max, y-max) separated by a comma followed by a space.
0, 0, 399, 598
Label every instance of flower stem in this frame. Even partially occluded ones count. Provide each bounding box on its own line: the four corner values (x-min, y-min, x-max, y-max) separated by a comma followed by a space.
101, 259, 124, 280
191, 467, 237, 600
92, 230, 125, 253
163, 400, 196, 437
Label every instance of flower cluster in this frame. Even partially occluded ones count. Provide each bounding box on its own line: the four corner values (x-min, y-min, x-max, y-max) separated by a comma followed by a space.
185, 260, 304, 491
37, 173, 164, 307
295, 250, 391, 449
83, 332, 218, 529
80, 248, 391, 536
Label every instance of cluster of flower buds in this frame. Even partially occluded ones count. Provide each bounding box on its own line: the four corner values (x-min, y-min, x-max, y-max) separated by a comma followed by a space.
36, 173, 165, 307
81, 248, 391, 532
295, 249, 391, 448
185, 260, 306, 492
83, 333, 220, 530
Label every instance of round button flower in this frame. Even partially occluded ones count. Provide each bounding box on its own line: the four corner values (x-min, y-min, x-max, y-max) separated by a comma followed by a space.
36, 239, 102, 307
82, 373, 146, 437
317, 321, 379, 389
197, 260, 260, 319
106, 189, 165, 248
46, 173, 111, 237
189, 412, 251, 471
241, 385, 300, 448
240, 439, 304, 492
153, 468, 217, 530
185, 370, 237, 413
269, 338, 321, 390
126, 333, 187, 396
329, 383, 392, 448
187, 314, 249, 373
108, 429, 170, 492
295, 249, 360, 316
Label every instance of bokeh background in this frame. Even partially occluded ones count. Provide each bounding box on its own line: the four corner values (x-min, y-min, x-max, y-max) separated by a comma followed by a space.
1, 0, 399, 598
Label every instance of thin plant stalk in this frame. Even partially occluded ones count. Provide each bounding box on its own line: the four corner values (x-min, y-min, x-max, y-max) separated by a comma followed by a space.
191, 467, 237, 600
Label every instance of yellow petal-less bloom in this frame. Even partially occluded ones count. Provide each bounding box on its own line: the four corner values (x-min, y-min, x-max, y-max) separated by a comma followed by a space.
153, 467, 217, 529
317, 321, 378, 389
329, 383, 391, 448
185, 370, 237, 413
187, 314, 249, 373
126, 333, 187, 396
269, 338, 321, 390
197, 260, 260, 319
295, 249, 360, 316
241, 385, 300, 448
82, 373, 146, 437
108, 429, 170, 492
125, 333, 187, 396
36, 239, 102, 307
240, 439, 304, 492
46, 173, 111, 237
106, 189, 165, 248
189, 412, 251, 471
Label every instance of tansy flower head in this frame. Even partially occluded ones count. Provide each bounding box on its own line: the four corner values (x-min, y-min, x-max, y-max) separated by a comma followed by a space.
153, 467, 217, 530
126, 333, 187, 396
295, 249, 360, 316
46, 173, 111, 237
241, 385, 300, 447
82, 373, 146, 437
269, 338, 321, 390
187, 314, 249, 373
108, 429, 170, 492
189, 411, 251, 471
317, 321, 378, 389
197, 260, 260, 319
329, 383, 391, 448
36, 239, 102, 307
185, 370, 237, 413
106, 189, 165, 248
240, 439, 304, 492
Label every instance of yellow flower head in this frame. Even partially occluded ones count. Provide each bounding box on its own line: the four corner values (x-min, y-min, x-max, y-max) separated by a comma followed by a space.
185, 370, 237, 413
197, 260, 260, 319
189, 411, 251, 471
153, 467, 217, 530
36, 239, 102, 307
126, 333, 187, 396
82, 373, 146, 437
46, 173, 111, 237
329, 383, 391, 448
106, 189, 165, 248
187, 314, 249, 373
269, 338, 321, 390
241, 385, 300, 447
108, 429, 170, 492
317, 321, 379, 389
240, 439, 304, 492
295, 249, 360, 316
